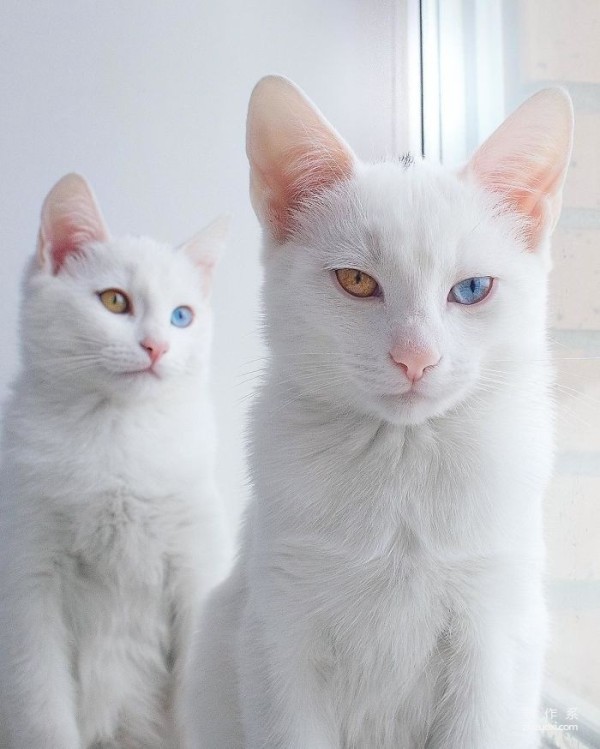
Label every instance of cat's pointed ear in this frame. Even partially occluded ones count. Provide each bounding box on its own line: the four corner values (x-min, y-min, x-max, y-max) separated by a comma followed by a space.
37, 173, 110, 273
246, 75, 356, 242
179, 214, 230, 294
464, 88, 574, 251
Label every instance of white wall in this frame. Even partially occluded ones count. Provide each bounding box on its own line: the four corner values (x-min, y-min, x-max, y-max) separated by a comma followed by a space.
0, 0, 414, 522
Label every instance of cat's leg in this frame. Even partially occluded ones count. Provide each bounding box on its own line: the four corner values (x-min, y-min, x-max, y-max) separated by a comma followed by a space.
509, 600, 547, 749
172, 497, 234, 749
425, 619, 510, 749
115, 702, 177, 749
167, 559, 204, 746
183, 567, 246, 749
425, 606, 543, 749
0, 568, 81, 749
238, 605, 338, 749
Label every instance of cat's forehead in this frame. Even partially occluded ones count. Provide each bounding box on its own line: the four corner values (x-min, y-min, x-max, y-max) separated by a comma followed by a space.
306, 161, 497, 276
79, 236, 202, 297
359, 162, 478, 238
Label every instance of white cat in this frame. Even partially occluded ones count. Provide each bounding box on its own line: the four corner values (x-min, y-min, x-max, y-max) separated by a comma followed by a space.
189, 77, 573, 749
0, 174, 231, 749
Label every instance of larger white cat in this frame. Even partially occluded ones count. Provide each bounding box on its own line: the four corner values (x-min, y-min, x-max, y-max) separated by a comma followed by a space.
189, 77, 573, 749
0, 175, 230, 749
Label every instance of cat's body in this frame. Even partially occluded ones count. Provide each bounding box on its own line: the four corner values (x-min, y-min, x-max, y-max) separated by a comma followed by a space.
190, 79, 573, 748
0, 176, 230, 749
0, 362, 218, 748
238, 366, 549, 748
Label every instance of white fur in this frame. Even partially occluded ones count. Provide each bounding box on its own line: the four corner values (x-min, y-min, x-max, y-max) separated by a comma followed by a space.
0, 195, 230, 748
189, 79, 573, 749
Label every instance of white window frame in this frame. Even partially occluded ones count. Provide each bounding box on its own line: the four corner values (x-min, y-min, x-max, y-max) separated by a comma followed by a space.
420, 0, 505, 165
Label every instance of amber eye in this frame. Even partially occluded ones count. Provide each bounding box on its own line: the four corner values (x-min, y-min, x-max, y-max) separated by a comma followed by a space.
98, 289, 130, 314
335, 268, 379, 298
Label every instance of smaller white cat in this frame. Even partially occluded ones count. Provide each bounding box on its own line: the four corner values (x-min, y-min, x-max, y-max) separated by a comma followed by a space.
0, 174, 230, 749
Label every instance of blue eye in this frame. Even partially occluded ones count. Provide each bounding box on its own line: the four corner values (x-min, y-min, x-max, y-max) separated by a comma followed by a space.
449, 277, 493, 305
170, 306, 194, 327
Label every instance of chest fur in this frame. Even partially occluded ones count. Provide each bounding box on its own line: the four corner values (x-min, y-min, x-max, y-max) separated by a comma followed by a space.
66, 486, 175, 579
250, 391, 550, 731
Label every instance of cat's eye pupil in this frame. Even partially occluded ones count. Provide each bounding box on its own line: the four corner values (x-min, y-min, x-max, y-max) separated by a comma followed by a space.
335, 268, 379, 298
98, 289, 130, 314
449, 276, 493, 305
171, 305, 194, 328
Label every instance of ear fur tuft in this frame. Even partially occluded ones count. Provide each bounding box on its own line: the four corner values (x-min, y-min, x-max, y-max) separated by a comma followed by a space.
37, 173, 110, 273
179, 214, 230, 294
464, 87, 574, 251
246, 75, 355, 242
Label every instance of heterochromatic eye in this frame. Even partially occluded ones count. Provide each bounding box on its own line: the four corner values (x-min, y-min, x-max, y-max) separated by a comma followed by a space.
98, 289, 130, 314
449, 277, 493, 305
171, 306, 194, 328
335, 268, 379, 298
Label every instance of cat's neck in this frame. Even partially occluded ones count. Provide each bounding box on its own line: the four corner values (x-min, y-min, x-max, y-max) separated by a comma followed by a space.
253, 355, 551, 555
13, 367, 208, 426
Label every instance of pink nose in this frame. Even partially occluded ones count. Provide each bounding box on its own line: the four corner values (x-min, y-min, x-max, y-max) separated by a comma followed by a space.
141, 338, 169, 365
389, 345, 440, 382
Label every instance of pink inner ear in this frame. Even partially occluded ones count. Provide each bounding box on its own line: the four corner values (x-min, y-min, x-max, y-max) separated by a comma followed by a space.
464, 88, 573, 252
253, 141, 354, 243
468, 155, 568, 250
512, 165, 566, 248
46, 216, 105, 272
247, 76, 356, 243
38, 174, 109, 274
179, 214, 229, 295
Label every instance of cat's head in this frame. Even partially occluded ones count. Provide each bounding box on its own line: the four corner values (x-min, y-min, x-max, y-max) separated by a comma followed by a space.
24, 174, 227, 402
247, 76, 573, 425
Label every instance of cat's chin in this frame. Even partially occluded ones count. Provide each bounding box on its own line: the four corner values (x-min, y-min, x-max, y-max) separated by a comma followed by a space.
119, 371, 170, 393
121, 368, 161, 380
376, 385, 472, 426
85, 368, 172, 404
67, 361, 203, 404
